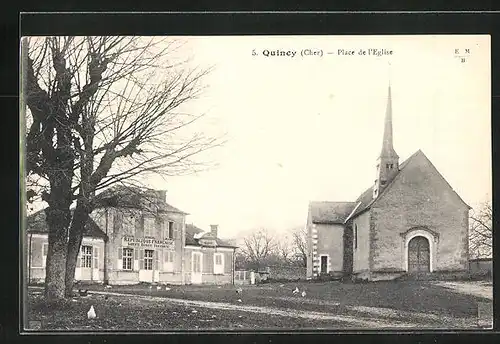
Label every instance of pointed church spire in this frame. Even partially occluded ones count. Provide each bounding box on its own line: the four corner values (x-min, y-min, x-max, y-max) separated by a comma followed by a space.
373, 79, 400, 199
380, 84, 399, 159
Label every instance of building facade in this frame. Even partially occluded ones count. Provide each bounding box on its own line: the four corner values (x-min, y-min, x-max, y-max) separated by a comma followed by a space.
306, 86, 471, 281
26, 187, 237, 285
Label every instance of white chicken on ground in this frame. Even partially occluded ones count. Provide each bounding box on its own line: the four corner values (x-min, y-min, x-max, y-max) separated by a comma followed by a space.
87, 305, 96, 320
301, 291, 306, 297
292, 287, 299, 294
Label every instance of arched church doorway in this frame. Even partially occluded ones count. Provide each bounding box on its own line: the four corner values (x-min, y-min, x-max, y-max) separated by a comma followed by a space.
408, 236, 430, 273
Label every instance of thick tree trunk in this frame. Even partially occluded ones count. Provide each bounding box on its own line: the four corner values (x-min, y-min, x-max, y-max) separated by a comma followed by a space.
44, 207, 71, 301
65, 203, 90, 296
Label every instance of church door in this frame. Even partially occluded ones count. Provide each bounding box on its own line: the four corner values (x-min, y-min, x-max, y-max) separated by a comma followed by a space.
408, 236, 430, 273
320, 256, 328, 274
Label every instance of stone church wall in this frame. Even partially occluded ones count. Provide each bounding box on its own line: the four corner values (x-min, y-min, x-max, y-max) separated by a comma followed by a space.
370, 152, 469, 273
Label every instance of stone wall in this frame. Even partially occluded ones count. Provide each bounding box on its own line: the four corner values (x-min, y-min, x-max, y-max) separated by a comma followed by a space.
370, 152, 470, 273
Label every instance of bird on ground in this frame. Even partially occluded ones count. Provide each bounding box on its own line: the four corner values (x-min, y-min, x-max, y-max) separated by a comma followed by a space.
301, 291, 306, 297
292, 287, 299, 294
104, 285, 112, 289
237, 299, 242, 303
236, 287, 243, 294
156, 285, 162, 290
87, 306, 96, 320
78, 289, 88, 297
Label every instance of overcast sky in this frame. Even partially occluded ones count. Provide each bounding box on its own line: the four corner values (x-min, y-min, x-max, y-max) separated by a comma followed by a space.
139, 35, 491, 239
26, 35, 491, 240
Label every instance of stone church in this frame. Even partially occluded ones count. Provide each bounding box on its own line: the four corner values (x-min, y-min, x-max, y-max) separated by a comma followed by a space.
306, 86, 471, 281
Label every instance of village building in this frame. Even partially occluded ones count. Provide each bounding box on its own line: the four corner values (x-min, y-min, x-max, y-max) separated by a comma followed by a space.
25, 186, 237, 285
306, 86, 471, 281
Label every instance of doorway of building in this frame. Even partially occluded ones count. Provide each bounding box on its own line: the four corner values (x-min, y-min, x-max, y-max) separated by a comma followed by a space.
80, 245, 93, 280
408, 236, 430, 273
139, 249, 154, 282
191, 252, 203, 284
320, 255, 328, 274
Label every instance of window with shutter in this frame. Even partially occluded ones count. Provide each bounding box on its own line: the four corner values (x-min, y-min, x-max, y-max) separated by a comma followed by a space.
144, 218, 155, 237
93, 247, 99, 269
42, 243, 48, 267
139, 249, 145, 270
157, 250, 163, 271
154, 250, 159, 270
135, 216, 142, 236
168, 221, 174, 239
77, 246, 82, 268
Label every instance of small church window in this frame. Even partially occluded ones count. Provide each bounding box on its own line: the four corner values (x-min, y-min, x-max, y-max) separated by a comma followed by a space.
354, 224, 358, 250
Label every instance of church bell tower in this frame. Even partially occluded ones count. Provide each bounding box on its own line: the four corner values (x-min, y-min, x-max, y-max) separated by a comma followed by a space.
373, 84, 399, 199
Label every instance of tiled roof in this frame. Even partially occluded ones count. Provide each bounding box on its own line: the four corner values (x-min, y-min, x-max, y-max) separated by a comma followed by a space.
185, 224, 238, 248
26, 209, 108, 240
309, 202, 357, 224
94, 185, 187, 214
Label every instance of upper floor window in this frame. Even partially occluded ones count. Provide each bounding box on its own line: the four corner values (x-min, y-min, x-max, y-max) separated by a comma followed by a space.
122, 215, 135, 236
167, 221, 174, 239
144, 217, 155, 237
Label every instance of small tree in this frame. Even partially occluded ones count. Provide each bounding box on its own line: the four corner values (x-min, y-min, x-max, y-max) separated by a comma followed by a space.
469, 200, 492, 259
240, 228, 277, 270
291, 226, 307, 267
275, 235, 293, 263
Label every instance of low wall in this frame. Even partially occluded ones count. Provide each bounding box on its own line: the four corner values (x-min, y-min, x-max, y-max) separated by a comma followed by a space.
267, 265, 307, 281
469, 259, 492, 277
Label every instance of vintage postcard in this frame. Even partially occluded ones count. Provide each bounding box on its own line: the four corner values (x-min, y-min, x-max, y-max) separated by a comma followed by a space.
21, 34, 492, 331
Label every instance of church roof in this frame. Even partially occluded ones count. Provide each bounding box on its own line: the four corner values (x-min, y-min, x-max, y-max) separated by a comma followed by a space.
345, 149, 470, 221
309, 201, 357, 224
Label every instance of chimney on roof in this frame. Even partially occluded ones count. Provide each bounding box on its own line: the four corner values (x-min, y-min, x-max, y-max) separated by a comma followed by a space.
157, 190, 167, 202
210, 224, 218, 238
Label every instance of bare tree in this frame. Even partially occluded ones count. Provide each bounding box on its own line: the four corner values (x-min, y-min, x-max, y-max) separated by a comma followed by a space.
240, 229, 277, 270
23, 36, 223, 300
469, 200, 492, 259
291, 226, 307, 267
276, 235, 293, 263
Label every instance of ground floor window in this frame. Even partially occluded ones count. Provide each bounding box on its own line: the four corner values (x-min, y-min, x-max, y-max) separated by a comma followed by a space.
122, 248, 133, 270
144, 249, 154, 270
81, 245, 93, 268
